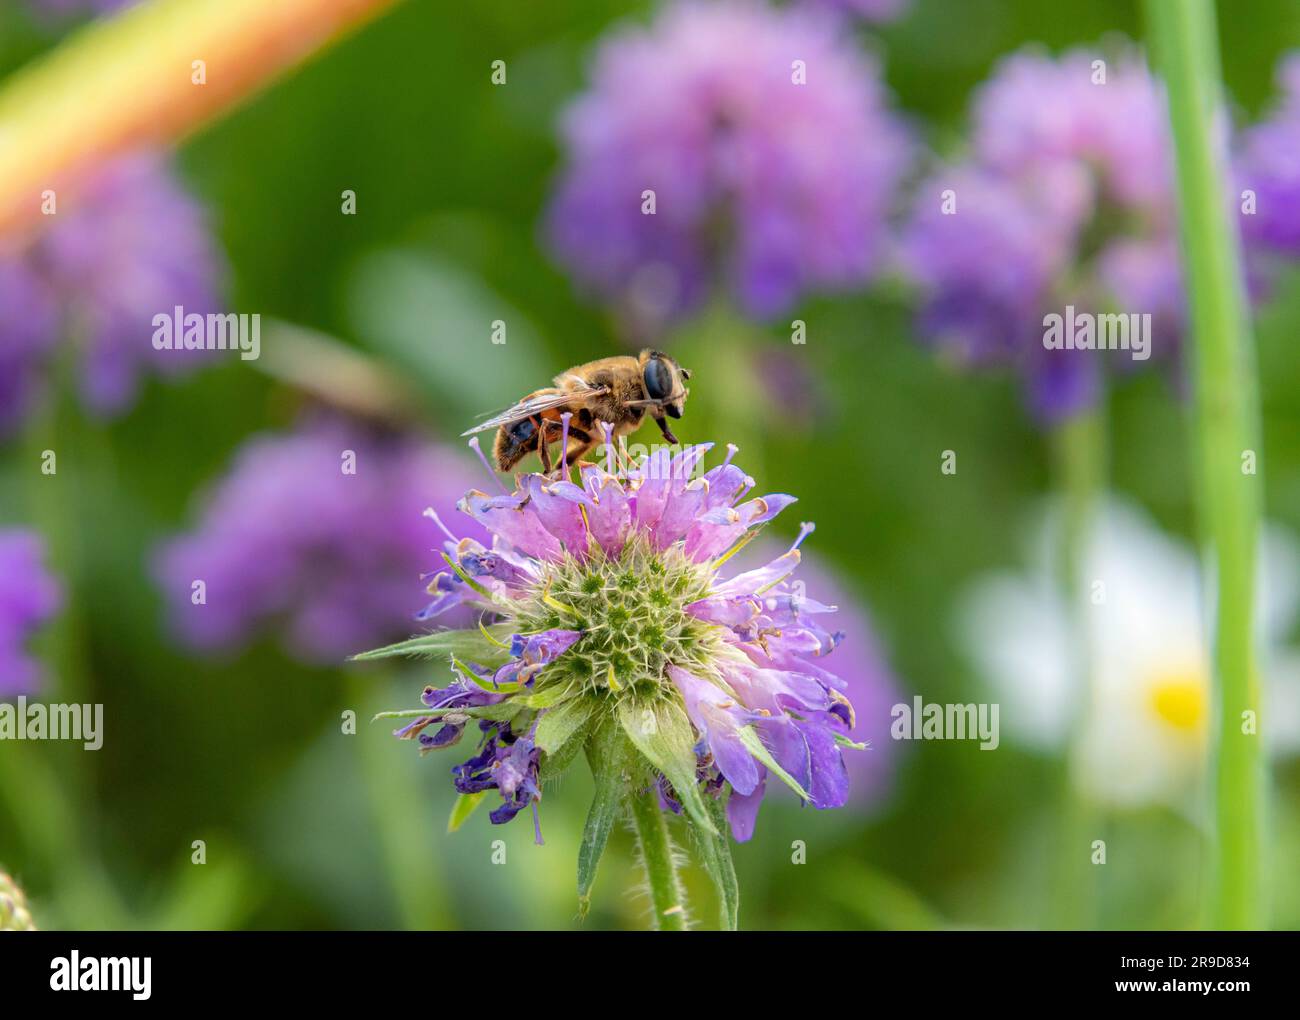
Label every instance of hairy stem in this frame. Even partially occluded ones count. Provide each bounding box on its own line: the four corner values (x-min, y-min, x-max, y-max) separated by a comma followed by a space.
1145, 0, 1265, 929
628, 785, 688, 931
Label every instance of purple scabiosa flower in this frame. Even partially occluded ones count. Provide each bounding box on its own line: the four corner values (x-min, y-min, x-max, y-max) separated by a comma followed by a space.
0, 531, 62, 697
0, 151, 223, 434
1237, 54, 1300, 256
545, 0, 910, 326
368, 439, 866, 927
730, 543, 902, 812
154, 417, 489, 664
901, 47, 1182, 421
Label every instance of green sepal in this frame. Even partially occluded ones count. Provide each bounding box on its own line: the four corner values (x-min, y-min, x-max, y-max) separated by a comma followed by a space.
534, 696, 595, 756
349, 624, 514, 664
536, 699, 594, 783
736, 724, 810, 801
447, 791, 488, 833
577, 716, 633, 919
518, 684, 577, 709
833, 733, 869, 751
690, 791, 740, 931
616, 698, 716, 835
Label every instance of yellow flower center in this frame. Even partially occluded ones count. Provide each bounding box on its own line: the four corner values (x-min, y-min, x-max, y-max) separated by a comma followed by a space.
1147, 668, 1208, 734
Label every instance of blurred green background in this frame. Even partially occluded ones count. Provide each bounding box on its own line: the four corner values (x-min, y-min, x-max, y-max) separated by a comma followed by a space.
2, 0, 1299, 930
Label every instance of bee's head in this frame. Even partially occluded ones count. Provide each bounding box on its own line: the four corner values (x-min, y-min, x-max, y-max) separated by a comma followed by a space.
640, 349, 691, 419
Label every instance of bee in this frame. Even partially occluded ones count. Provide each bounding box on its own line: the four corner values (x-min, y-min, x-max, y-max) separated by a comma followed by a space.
462, 349, 692, 474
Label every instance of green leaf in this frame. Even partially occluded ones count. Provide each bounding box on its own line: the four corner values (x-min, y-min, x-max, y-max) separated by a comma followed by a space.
372, 701, 520, 725
447, 791, 488, 833
349, 624, 513, 664
347, 249, 550, 423
736, 725, 810, 801
690, 793, 740, 931
534, 697, 594, 756
577, 718, 633, 919
616, 699, 716, 835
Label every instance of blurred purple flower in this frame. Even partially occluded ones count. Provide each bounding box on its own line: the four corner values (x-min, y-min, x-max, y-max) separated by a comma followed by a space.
755, 348, 823, 426
545, 0, 910, 326
0, 531, 62, 697
901, 48, 1181, 422
0, 260, 59, 436
0, 151, 223, 436
1238, 54, 1300, 256
808, 0, 910, 22
154, 417, 490, 664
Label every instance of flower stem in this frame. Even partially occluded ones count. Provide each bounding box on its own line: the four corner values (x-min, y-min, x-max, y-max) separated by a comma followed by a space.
628, 785, 688, 931
1051, 405, 1106, 929
1145, 0, 1264, 929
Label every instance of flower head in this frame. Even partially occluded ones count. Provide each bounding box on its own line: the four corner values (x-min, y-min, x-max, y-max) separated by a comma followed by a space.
373, 439, 865, 858
545, 0, 910, 326
0, 151, 223, 435
901, 47, 1182, 421
155, 417, 488, 664
0, 531, 62, 697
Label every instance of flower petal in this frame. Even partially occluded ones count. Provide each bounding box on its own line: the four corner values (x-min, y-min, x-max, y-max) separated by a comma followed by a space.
580, 465, 632, 557
726, 772, 767, 842
667, 665, 762, 795
524, 476, 590, 556
458, 490, 562, 561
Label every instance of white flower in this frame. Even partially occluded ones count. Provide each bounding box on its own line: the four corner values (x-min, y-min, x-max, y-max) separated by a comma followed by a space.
958, 498, 1300, 811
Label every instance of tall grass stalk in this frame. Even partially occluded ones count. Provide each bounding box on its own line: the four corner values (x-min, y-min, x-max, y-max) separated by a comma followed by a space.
1144, 0, 1265, 929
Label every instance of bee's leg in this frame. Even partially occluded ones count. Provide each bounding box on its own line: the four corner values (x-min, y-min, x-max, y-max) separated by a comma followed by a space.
654, 414, 679, 446
561, 427, 595, 474
616, 434, 640, 472
538, 424, 553, 475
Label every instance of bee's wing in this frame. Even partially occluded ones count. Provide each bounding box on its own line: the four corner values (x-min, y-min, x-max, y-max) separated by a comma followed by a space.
460, 386, 611, 436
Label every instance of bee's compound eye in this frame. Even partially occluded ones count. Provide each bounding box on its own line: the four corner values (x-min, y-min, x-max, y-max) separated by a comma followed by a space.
644, 357, 673, 400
